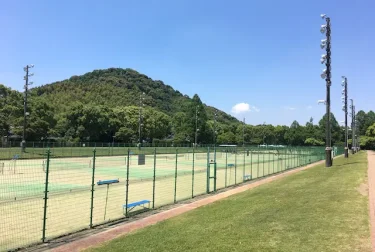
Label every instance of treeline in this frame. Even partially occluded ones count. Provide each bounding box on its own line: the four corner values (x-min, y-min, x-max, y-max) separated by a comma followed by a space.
1, 68, 374, 149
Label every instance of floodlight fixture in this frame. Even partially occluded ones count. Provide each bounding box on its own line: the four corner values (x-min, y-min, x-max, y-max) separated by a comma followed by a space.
320, 39, 327, 49
321, 69, 327, 79
320, 24, 327, 34
321, 54, 327, 64
320, 14, 327, 19
317, 99, 326, 104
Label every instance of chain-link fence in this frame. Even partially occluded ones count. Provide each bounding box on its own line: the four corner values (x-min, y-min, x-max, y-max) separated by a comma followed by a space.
0, 146, 334, 251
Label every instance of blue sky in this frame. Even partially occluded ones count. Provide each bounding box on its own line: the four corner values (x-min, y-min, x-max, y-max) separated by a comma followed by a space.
1, 0, 374, 126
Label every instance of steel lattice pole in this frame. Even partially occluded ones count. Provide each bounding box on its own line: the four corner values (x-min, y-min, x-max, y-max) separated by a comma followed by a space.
342, 77, 349, 158
323, 16, 333, 167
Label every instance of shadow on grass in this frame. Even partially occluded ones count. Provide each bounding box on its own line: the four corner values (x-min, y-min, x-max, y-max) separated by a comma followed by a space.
335, 161, 367, 167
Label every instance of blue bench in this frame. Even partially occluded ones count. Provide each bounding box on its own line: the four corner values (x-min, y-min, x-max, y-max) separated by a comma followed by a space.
244, 175, 252, 180
97, 179, 119, 186
228, 164, 235, 168
123, 200, 151, 214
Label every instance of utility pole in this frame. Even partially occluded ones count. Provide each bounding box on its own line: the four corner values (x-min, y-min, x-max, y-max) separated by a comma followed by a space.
320, 14, 332, 167
195, 106, 199, 148
22, 64, 34, 153
138, 92, 145, 149
341, 77, 349, 158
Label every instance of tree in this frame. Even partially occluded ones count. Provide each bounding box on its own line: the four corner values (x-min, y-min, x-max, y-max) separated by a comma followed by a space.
284, 120, 305, 146
304, 138, 324, 146
0, 84, 23, 138
366, 123, 375, 137
25, 99, 57, 141
62, 104, 111, 142
318, 113, 342, 144
356, 110, 367, 135
183, 94, 210, 144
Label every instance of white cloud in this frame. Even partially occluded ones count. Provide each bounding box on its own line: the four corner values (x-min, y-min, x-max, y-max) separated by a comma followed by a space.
231, 103, 259, 114
252, 106, 260, 112
307, 105, 312, 110
284, 106, 296, 111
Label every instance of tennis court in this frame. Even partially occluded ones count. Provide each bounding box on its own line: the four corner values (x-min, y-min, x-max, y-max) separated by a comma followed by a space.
0, 147, 325, 251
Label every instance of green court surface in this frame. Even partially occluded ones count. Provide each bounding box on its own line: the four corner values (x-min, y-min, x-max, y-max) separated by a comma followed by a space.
0, 182, 88, 201
0, 147, 329, 251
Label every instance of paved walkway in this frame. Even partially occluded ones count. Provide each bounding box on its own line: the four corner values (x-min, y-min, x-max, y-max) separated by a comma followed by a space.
50, 160, 325, 252
368, 151, 375, 252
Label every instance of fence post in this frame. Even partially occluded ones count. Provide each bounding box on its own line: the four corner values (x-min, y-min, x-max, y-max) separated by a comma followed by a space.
214, 146, 217, 191
284, 149, 287, 170
174, 149, 178, 203
262, 151, 265, 177
192, 147, 195, 198
42, 149, 51, 243
250, 150, 253, 179
125, 149, 130, 218
242, 150, 245, 182
152, 148, 156, 209
234, 148, 237, 184
257, 151, 260, 178
225, 150, 228, 187
89, 148, 96, 228
206, 147, 210, 193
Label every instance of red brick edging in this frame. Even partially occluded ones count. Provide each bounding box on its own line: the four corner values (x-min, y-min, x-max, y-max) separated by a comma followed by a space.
51, 160, 325, 252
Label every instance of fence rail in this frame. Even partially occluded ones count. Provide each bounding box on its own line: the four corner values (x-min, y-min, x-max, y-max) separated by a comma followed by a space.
0, 146, 343, 251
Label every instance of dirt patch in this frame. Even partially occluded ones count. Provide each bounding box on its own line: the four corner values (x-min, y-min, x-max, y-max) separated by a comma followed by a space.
367, 150, 375, 252
358, 183, 369, 196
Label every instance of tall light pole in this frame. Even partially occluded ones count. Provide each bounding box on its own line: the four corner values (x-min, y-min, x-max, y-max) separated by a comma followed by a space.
320, 14, 332, 167
195, 106, 199, 148
22, 64, 34, 153
138, 92, 145, 149
213, 110, 218, 147
350, 99, 355, 154
262, 122, 266, 145
341, 76, 349, 158
355, 118, 360, 151
353, 105, 358, 153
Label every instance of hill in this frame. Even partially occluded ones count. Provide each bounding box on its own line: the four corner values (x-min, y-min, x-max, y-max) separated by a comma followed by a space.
1, 68, 240, 144
31, 68, 239, 125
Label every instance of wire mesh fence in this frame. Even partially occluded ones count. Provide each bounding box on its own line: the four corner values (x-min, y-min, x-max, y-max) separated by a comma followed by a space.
0, 145, 336, 251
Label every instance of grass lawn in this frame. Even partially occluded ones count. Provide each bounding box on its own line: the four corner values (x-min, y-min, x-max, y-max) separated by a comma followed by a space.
87, 152, 371, 252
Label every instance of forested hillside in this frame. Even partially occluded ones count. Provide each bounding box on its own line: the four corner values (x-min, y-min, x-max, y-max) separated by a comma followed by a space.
1, 68, 374, 148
